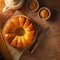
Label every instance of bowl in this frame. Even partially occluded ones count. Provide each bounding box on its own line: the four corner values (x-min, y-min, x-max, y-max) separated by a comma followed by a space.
38, 7, 51, 20
26, 0, 39, 12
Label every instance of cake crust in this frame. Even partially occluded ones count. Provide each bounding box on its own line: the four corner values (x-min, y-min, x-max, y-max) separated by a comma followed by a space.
3, 16, 35, 48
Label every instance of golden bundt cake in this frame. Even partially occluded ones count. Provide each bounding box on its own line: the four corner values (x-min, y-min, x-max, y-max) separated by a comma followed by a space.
3, 16, 35, 48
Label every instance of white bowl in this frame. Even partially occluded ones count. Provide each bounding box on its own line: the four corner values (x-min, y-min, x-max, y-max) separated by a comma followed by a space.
38, 7, 51, 20
26, 0, 39, 12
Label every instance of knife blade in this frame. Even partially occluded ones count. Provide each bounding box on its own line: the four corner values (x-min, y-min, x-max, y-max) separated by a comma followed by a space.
29, 27, 49, 53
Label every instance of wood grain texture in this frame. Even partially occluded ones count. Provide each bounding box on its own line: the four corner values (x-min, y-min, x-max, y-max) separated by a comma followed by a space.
0, 0, 60, 60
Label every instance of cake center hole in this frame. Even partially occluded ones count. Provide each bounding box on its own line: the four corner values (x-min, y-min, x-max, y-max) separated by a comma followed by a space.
15, 28, 25, 36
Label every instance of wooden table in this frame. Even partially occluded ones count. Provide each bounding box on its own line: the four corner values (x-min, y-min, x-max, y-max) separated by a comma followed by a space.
0, 0, 60, 60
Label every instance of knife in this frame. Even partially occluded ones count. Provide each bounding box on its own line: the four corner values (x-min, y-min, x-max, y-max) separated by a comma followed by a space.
29, 27, 49, 53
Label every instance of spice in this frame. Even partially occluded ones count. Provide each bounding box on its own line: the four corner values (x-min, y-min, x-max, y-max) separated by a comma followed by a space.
28, 0, 38, 11
39, 9, 49, 19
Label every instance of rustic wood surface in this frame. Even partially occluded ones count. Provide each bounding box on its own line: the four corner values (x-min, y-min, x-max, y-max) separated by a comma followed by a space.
0, 0, 60, 60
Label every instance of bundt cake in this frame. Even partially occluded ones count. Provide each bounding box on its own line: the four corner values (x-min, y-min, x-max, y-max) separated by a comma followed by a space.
2, 16, 35, 48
